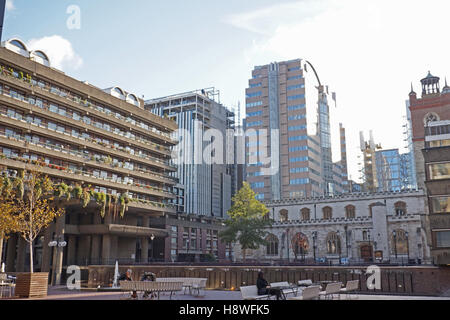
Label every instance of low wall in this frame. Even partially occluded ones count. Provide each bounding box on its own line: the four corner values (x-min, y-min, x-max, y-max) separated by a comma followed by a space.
87, 265, 450, 297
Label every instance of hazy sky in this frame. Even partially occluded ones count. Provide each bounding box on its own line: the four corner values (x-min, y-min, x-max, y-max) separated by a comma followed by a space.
3, 0, 450, 182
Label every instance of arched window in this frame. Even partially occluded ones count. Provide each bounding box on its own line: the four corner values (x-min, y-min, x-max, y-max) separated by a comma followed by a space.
391, 229, 408, 255
394, 202, 407, 216
279, 209, 289, 222
266, 234, 279, 256
292, 233, 309, 260
10, 39, 27, 51
362, 231, 368, 241
326, 232, 341, 254
301, 208, 310, 221
323, 207, 332, 220
345, 205, 356, 219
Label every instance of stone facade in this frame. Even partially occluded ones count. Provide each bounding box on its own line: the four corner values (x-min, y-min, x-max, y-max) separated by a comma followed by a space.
233, 190, 431, 264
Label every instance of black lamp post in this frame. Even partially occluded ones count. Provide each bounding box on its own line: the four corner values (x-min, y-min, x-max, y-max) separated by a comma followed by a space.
393, 230, 398, 262
406, 231, 410, 264
48, 235, 67, 286
312, 231, 317, 263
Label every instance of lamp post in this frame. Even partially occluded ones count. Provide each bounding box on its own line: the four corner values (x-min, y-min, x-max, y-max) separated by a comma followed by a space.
150, 234, 155, 263
393, 230, 398, 262
312, 231, 317, 264
337, 230, 341, 265
48, 235, 67, 286
406, 231, 410, 265
368, 230, 373, 263
186, 238, 190, 263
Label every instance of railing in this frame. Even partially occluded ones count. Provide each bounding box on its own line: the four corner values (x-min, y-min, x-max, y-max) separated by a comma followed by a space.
0, 68, 177, 142
0, 151, 176, 198
0, 110, 177, 169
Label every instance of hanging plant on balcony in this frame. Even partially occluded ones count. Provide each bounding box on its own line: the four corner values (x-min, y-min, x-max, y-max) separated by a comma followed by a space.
94, 192, 107, 218
81, 187, 91, 208
72, 184, 82, 200
118, 193, 129, 218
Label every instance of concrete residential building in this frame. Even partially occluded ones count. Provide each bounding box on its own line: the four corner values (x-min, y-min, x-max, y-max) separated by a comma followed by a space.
0, 38, 179, 274
233, 190, 431, 265
146, 89, 236, 262
245, 59, 341, 201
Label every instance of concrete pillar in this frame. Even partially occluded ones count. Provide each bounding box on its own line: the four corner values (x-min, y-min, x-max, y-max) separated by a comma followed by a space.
372, 203, 389, 263
5, 235, 17, 272
0, 233, 3, 266
66, 236, 77, 266
142, 237, 148, 263
16, 237, 26, 272
91, 235, 101, 264
40, 227, 54, 272
102, 234, 111, 265
143, 216, 149, 228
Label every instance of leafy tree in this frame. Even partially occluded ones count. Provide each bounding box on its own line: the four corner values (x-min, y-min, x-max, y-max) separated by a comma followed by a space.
219, 182, 271, 262
2, 169, 65, 273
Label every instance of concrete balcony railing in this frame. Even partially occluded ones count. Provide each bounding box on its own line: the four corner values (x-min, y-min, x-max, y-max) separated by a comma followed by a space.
0, 157, 176, 199
0, 133, 176, 185
0, 93, 173, 158
0, 113, 176, 172
0, 72, 178, 145
65, 224, 169, 237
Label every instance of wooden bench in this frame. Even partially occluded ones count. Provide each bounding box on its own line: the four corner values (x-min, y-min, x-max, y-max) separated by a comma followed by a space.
319, 282, 342, 300
120, 281, 183, 300
240, 285, 270, 300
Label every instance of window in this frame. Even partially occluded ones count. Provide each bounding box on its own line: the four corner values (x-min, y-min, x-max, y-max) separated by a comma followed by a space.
287, 94, 305, 101
287, 84, 305, 91
266, 234, 279, 256
246, 111, 263, 118
287, 75, 302, 81
246, 91, 262, 98
288, 125, 307, 131
250, 182, 264, 189
287, 104, 306, 111
290, 178, 309, 185
326, 232, 341, 254
292, 233, 309, 260
431, 197, 450, 214
301, 208, 310, 221
429, 163, 450, 180
391, 230, 408, 255
323, 207, 333, 220
394, 201, 407, 216
345, 205, 356, 219
255, 194, 265, 200
290, 167, 308, 174
290, 156, 308, 163
288, 66, 300, 71
249, 82, 262, 88
246, 101, 263, 108
246, 121, 263, 128
279, 210, 289, 222
288, 136, 307, 142
288, 114, 306, 121
435, 231, 450, 248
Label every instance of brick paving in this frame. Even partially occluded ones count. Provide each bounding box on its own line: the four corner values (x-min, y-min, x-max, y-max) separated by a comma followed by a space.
4, 287, 449, 300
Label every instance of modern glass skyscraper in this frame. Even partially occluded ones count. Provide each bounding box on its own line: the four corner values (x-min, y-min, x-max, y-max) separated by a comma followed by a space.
245, 59, 342, 200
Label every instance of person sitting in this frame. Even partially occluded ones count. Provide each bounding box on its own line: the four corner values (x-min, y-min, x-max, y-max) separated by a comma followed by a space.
256, 272, 282, 300
119, 269, 137, 299
141, 272, 157, 299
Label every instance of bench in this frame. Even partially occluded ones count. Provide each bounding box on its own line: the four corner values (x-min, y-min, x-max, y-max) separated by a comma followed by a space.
288, 286, 321, 301
240, 285, 270, 300
156, 278, 208, 295
340, 280, 359, 300
120, 281, 184, 300
270, 281, 298, 298
319, 282, 342, 300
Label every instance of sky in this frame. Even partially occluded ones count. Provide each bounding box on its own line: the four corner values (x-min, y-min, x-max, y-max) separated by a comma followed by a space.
3, 0, 450, 182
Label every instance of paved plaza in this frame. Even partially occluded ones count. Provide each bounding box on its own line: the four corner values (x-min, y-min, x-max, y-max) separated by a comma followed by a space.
3, 287, 449, 301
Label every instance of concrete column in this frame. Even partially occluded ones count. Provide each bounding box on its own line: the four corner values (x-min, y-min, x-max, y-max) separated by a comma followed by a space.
91, 235, 101, 264
5, 235, 17, 272
143, 216, 149, 228
40, 227, 54, 272
141, 237, 149, 263
0, 233, 3, 266
102, 234, 111, 265
66, 236, 77, 266
16, 237, 26, 272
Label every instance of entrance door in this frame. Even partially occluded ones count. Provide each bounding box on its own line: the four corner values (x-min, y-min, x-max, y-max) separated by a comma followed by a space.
360, 245, 373, 262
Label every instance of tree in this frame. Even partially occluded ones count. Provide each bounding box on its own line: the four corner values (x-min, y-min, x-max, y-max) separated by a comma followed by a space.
219, 182, 271, 262
2, 169, 65, 273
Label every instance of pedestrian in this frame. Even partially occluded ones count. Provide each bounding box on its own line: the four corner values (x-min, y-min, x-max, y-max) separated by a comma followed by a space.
256, 272, 282, 300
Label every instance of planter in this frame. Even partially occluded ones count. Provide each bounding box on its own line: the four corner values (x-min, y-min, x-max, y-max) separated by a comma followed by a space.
15, 272, 49, 298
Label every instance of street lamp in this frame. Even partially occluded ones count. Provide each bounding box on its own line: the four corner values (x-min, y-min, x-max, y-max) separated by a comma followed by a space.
312, 231, 317, 264
150, 234, 155, 263
48, 235, 67, 286
393, 230, 398, 262
406, 232, 410, 265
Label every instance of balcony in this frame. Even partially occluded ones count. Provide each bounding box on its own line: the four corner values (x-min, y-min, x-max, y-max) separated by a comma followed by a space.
0, 71, 178, 145
65, 224, 169, 237
0, 113, 177, 172
0, 156, 176, 199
